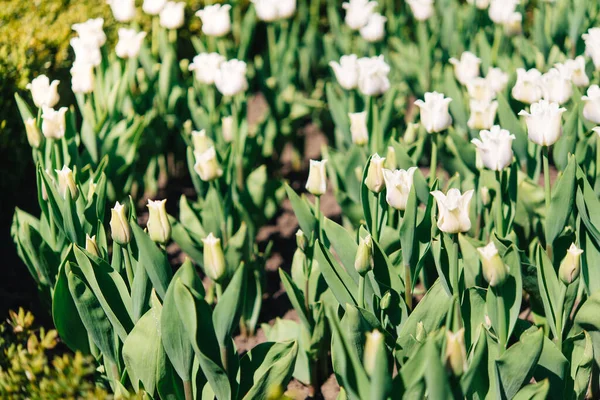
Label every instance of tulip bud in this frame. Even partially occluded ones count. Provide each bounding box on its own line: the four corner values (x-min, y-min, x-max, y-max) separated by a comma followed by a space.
107, 0, 136, 22
116, 29, 147, 59
540, 68, 573, 105
214, 59, 248, 97
477, 242, 509, 287
194, 147, 223, 182
364, 154, 386, 193
221, 116, 234, 143
191, 130, 213, 154
380, 291, 391, 310
414, 92, 453, 133
41, 107, 68, 140
503, 12, 522, 36
160, 2, 186, 30
85, 234, 100, 257
449, 52, 481, 85
415, 321, 427, 342
70, 62, 95, 94
349, 111, 369, 146
147, 199, 171, 244
559, 244, 583, 285
363, 330, 384, 377
431, 188, 474, 233
471, 126, 515, 171
354, 234, 373, 276
519, 100, 566, 147
143, 0, 167, 15
196, 4, 232, 37
252, 0, 297, 22
466, 77, 495, 102
342, 0, 377, 30
110, 202, 131, 246
485, 67, 509, 94
445, 328, 467, 376
189, 53, 225, 84
25, 118, 42, 148
488, 0, 519, 24
384, 146, 396, 170
512, 68, 543, 104
583, 28, 600, 71
556, 57, 589, 88
55, 166, 79, 200
357, 56, 391, 96
329, 55, 359, 90
202, 233, 227, 283
480, 186, 491, 206
467, 99, 498, 131
582, 85, 600, 124
406, 0, 434, 21
404, 123, 419, 144
72, 18, 107, 48
295, 229, 306, 252
305, 159, 328, 196
27, 75, 60, 109
383, 167, 417, 210
360, 13, 387, 43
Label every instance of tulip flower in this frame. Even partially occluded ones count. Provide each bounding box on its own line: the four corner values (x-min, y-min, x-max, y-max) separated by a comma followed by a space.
72, 18, 106, 47
519, 100, 566, 147
25, 118, 42, 149
70, 62, 95, 94
354, 234, 373, 276
342, 0, 377, 30
329, 55, 359, 90
540, 68, 573, 105
349, 111, 369, 145
582, 85, 600, 124
70, 37, 102, 67
196, 4, 232, 37
445, 329, 467, 376
357, 56, 391, 96
55, 166, 79, 200
414, 92, 453, 133
214, 59, 248, 96
556, 57, 589, 88
431, 188, 474, 234
143, 0, 167, 15
477, 242, 509, 287
466, 0, 490, 9
406, 0, 434, 21
384, 146, 397, 169
295, 229, 306, 251
160, 2, 186, 30
110, 202, 131, 246
471, 126, 515, 171
485, 67, 509, 94
558, 244, 583, 285
363, 330, 384, 376
360, 13, 387, 43
512, 68, 543, 104
85, 234, 100, 257
202, 233, 227, 283
147, 199, 172, 244
466, 77, 495, 102
583, 28, 600, 71
221, 116, 234, 143
252, 0, 297, 22
503, 12, 522, 36
27, 75, 60, 109
107, 0, 136, 23
467, 99, 498, 131
41, 107, 68, 140
115, 29, 147, 59
194, 147, 223, 182
191, 130, 213, 153
449, 52, 481, 85
305, 159, 328, 196
364, 154, 386, 193
488, 0, 519, 24
189, 53, 225, 84
383, 167, 417, 210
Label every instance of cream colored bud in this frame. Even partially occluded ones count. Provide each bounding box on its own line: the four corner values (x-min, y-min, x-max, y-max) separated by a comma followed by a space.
384, 146, 397, 169
477, 242, 509, 287
363, 330, 384, 376
194, 147, 223, 182
202, 233, 227, 283
559, 244, 583, 285
445, 328, 467, 376
222, 116, 234, 143
85, 234, 100, 257
191, 130, 213, 153
25, 118, 42, 148
404, 123, 419, 144
305, 159, 328, 196
55, 166, 79, 200
295, 229, 306, 252
349, 111, 369, 145
519, 100, 566, 147
414, 92, 453, 133
110, 201, 131, 246
147, 199, 171, 244
364, 154, 386, 193
354, 234, 373, 276
415, 321, 427, 342
383, 167, 417, 211
380, 291, 391, 310
480, 186, 491, 206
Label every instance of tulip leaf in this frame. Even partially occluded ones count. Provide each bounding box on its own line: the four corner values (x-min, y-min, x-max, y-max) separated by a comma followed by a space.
546, 154, 576, 247
512, 380, 550, 400
131, 223, 173, 299
314, 240, 357, 310
285, 183, 316, 236
322, 216, 360, 284
423, 339, 453, 400
534, 245, 561, 339
497, 93, 528, 164
279, 269, 311, 331
213, 262, 246, 348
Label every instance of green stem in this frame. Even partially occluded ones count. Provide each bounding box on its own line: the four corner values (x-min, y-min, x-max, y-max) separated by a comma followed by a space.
267, 24, 278, 77
555, 283, 567, 352
315, 196, 322, 243
596, 136, 600, 187
429, 133, 438, 186
491, 25, 503, 64
450, 233, 460, 295
404, 263, 413, 311
373, 192, 380, 242
152, 17, 159, 57
495, 286, 507, 353
220, 345, 229, 374
216, 283, 224, 302
53, 140, 63, 170
122, 245, 134, 288
495, 170, 504, 237
358, 275, 366, 308
543, 146, 553, 258
183, 380, 193, 400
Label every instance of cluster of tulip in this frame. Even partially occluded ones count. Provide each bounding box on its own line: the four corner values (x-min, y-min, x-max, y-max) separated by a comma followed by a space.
9, 0, 600, 398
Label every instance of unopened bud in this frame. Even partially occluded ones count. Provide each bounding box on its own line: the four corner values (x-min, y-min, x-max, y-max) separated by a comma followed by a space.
55, 166, 79, 200
202, 233, 227, 283
85, 234, 100, 257
110, 201, 131, 245
480, 186, 491, 206
559, 244, 583, 285
25, 118, 42, 148
222, 116, 234, 143
364, 154, 386, 193
354, 166, 363, 182
349, 111, 369, 146
194, 147, 223, 182
477, 242, 509, 287
147, 199, 171, 244
445, 328, 467, 376
380, 291, 391, 310
363, 330, 384, 377
295, 229, 306, 251
354, 234, 373, 276
192, 129, 213, 154
404, 122, 419, 144
384, 146, 396, 170
415, 321, 427, 342
305, 159, 328, 196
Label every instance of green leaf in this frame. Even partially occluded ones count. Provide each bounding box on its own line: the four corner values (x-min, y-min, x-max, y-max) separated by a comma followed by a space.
546, 154, 576, 246
213, 263, 246, 348
534, 245, 561, 340
285, 184, 316, 236
497, 93, 528, 164
131, 223, 173, 298
314, 240, 357, 309
279, 269, 311, 331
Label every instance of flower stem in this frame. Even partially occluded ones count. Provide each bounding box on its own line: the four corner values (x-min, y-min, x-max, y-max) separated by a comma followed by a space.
373, 192, 380, 242
183, 380, 193, 400
429, 133, 438, 186
267, 24, 278, 77
450, 233, 460, 295
358, 275, 365, 308
495, 170, 504, 237
122, 245, 134, 288
404, 263, 413, 311
495, 286, 507, 354
215, 283, 223, 302
543, 146, 552, 258
555, 283, 567, 352
315, 195, 322, 243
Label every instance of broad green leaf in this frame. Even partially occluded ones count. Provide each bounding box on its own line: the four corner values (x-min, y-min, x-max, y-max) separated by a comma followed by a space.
131, 223, 173, 298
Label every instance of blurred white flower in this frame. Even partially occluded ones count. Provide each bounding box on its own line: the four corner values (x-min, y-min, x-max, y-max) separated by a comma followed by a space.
56, 166, 79, 200
70, 37, 102, 67
306, 159, 328, 196
383, 167, 417, 210
27, 75, 60, 108
519, 100, 566, 146
115, 29, 147, 59
466, 77, 495, 102
342, 0, 377, 30
582, 85, 600, 124
488, 0, 519, 24
406, 0, 434, 21
72, 18, 106, 47
467, 0, 490, 9
143, 0, 167, 15
414, 92, 453, 133
357, 55, 391, 96
252, 0, 297, 21
194, 147, 223, 181
511, 68, 543, 104
41, 107, 68, 140
365, 154, 386, 193
189, 53, 225, 84
467, 99, 498, 130
477, 242, 509, 287
196, 4, 232, 37
471, 126, 515, 171
540, 68, 573, 105
431, 188, 474, 233
556, 57, 589, 88
70, 62, 95, 94
107, 0, 136, 23
503, 12, 522, 36
25, 118, 42, 149
146, 199, 171, 244
349, 111, 369, 145
583, 28, 600, 71
160, 2, 186, 30
329, 55, 359, 90
221, 116, 234, 143
449, 52, 481, 85
360, 13, 387, 43
485, 67, 509, 94
214, 59, 248, 96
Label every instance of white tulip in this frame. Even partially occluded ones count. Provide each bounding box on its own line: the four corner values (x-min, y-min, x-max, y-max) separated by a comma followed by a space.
414, 92, 453, 133
194, 147, 223, 181
471, 126, 515, 171
110, 201, 131, 245
214, 59, 248, 96
41, 107, 68, 140
518, 100, 566, 147
477, 242, 509, 287
364, 154, 386, 193
107, 0, 136, 23
582, 85, 600, 124
27, 75, 60, 109
383, 167, 417, 210
188, 53, 225, 84
503, 12, 522, 36
72, 18, 106, 47
466, 0, 490, 9
329, 55, 359, 90
349, 111, 369, 145
556, 57, 589, 88
306, 159, 328, 196
449, 52, 481, 85
55, 166, 79, 200
511, 68, 543, 104
357, 55, 391, 96
222, 116, 234, 143
202, 233, 227, 283
115, 29, 147, 59
196, 4, 231, 37
485, 67, 509, 94
360, 13, 387, 43
70, 37, 102, 67
488, 0, 519, 24
25, 118, 42, 149
342, 0, 377, 30
252, 0, 297, 21
143, 0, 167, 15
431, 188, 474, 234
593, 127, 600, 137
540, 68, 573, 105
467, 99, 498, 130
191, 130, 212, 154
558, 243, 583, 285
70, 62, 95, 94
406, 0, 434, 22
146, 199, 171, 244
160, 2, 186, 30
466, 77, 495, 102
583, 28, 600, 71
